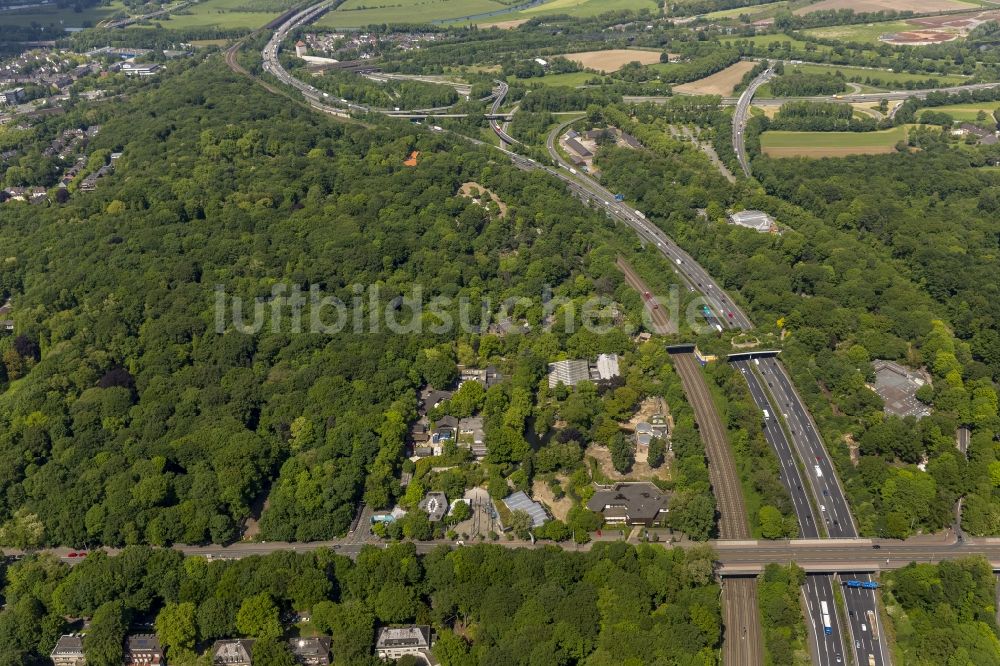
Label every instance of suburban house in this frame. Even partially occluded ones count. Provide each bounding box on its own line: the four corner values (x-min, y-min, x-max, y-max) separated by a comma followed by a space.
586, 482, 669, 526
295, 40, 308, 57
212, 639, 255, 665
124, 634, 165, 665
0, 87, 25, 105
50, 634, 85, 666
288, 636, 331, 665
432, 415, 458, 455
635, 414, 669, 451
593, 353, 620, 381
419, 491, 448, 522
459, 365, 503, 388
375, 626, 432, 661
458, 415, 487, 459
502, 491, 547, 528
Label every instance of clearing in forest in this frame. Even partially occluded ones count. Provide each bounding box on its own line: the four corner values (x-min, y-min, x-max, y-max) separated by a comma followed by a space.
760, 125, 908, 158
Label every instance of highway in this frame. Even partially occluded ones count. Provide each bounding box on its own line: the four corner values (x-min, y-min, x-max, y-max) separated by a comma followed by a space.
738, 358, 848, 666
732, 64, 773, 178
754, 356, 890, 666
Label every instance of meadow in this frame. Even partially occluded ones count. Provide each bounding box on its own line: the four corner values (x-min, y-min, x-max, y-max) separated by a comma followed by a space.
0, 0, 125, 29
920, 103, 1000, 122
782, 63, 968, 87
760, 124, 908, 157
135, 0, 297, 29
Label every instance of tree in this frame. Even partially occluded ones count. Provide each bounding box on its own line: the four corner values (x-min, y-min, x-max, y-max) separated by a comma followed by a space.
251, 638, 295, 666
647, 437, 666, 468
758, 505, 785, 540
0, 509, 44, 550
446, 501, 470, 526
373, 582, 417, 623
85, 601, 127, 666
235, 593, 282, 641
668, 491, 716, 540
609, 432, 635, 474
507, 510, 534, 539
312, 600, 374, 663
155, 602, 197, 656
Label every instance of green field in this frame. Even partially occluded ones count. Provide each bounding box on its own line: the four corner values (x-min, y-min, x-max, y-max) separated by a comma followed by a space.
783, 63, 968, 87
920, 103, 1000, 122
760, 125, 909, 157
318, 0, 510, 27
470, 0, 656, 23
724, 33, 834, 54
702, 0, 787, 19
0, 0, 125, 28
520, 71, 600, 87
805, 21, 916, 44
134, 0, 293, 29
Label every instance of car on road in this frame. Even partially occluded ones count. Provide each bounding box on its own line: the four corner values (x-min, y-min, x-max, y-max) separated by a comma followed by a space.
872, 544, 881, 549
856, 641, 861, 649
862, 623, 867, 632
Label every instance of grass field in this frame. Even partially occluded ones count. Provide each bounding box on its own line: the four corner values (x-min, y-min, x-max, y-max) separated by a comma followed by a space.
796, 0, 976, 13
469, 0, 656, 23
0, 0, 125, 28
519, 71, 599, 87
724, 33, 837, 53
703, 0, 788, 19
761, 125, 908, 157
674, 60, 758, 96
920, 103, 1000, 122
137, 0, 294, 29
318, 0, 509, 27
783, 63, 968, 87
805, 20, 916, 43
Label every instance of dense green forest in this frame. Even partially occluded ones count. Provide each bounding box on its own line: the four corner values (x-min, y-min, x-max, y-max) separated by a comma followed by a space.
884, 557, 1000, 665
0, 59, 663, 548
0, 543, 724, 665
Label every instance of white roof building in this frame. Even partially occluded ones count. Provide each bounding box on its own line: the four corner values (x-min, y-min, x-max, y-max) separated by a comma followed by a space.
729, 210, 775, 233
595, 353, 620, 381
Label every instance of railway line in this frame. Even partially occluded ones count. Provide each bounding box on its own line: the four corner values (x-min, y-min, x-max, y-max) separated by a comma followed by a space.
723, 577, 764, 666
615, 257, 676, 334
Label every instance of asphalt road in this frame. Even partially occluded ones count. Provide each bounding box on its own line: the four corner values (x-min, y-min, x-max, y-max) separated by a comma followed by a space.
732, 65, 773, 177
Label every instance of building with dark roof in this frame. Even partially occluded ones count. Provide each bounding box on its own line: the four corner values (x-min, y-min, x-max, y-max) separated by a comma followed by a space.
288, 636, 331, 665
563, 137, 592, 158
125, 634, 164, 665
375, 625, 432, 660
586, 482, 669, 526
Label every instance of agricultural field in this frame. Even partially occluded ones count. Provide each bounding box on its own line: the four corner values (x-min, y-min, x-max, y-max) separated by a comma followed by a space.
920, 103, 1000, 122
703, 1, 789, 19
0, 0, 125, 28
673, 60, 758, 96
473, 0, 657, 23
141, 0, 297, 29
559, 48, 663, 73
319, 0, 510, 27
796, 0, 978, 13
805, 20, 916, 43
723, 33, 836, 53
760, 125, 908, 157
806, 8, 1000, 44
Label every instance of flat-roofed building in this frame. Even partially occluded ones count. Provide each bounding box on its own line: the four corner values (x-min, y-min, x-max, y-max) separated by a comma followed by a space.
548, 359, 590, 388
728, 210, 776, 233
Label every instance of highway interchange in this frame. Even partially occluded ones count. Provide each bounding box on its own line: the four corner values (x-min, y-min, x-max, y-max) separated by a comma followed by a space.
222, 5, 1000, 662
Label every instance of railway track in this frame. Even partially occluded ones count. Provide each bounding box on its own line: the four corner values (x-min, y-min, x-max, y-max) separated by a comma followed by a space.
723, 577, 764, 666
615, 256, 676, 334
672, 352, 749, 540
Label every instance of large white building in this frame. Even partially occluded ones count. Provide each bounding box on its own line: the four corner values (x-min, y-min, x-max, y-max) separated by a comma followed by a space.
375, 626, 432, 661
729, 210, 776, 233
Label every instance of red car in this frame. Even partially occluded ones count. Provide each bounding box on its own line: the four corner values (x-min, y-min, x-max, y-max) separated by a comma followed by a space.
67, 552, 79, 558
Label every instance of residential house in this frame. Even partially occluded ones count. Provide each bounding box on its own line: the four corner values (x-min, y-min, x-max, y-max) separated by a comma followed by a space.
288, 636, 331, 665
212, 639, 254, 666
586, 482, 669, 526
295, 41, 308, 57
635, 415, 668, 452
419, 491, 448, 522
432, 415, 458, 455
375, 626, 432, 661
0, 87, 25, 105
564, 137, 592, 158
458, 415, 487, 459
125, 634, 164, 665
50, 634, 85, 666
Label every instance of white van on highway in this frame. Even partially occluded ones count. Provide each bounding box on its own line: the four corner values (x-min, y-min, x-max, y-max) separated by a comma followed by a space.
814, 465, 823, 478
